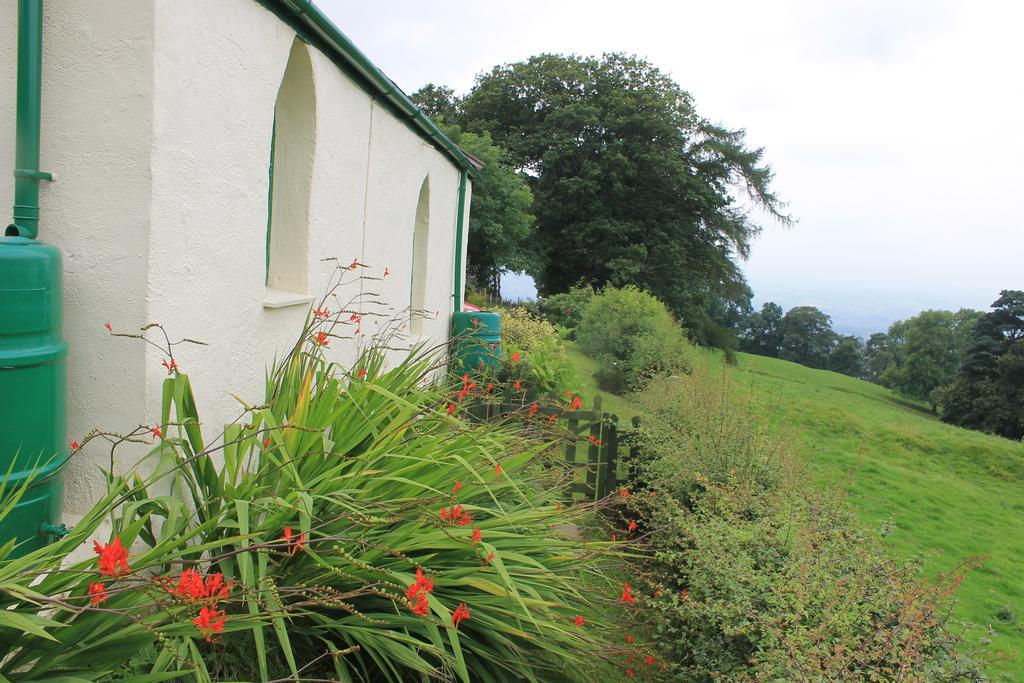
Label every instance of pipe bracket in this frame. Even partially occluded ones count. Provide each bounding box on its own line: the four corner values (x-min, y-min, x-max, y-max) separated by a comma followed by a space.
13, 168, 52, 182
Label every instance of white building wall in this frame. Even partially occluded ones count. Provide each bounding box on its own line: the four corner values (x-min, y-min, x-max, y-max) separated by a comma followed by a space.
1, 0, 468, 515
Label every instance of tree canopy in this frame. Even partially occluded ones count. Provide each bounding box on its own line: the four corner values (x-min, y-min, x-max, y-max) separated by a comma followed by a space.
418, 53, 789, 343
941, 291, 1024, 439
778, 306, 836, 369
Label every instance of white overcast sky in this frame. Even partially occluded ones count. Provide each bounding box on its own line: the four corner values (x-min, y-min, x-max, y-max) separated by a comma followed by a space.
320, 0, 1023, 328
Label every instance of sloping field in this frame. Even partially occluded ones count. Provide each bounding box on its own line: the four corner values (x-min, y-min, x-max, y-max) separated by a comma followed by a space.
565, 341, 1024, 679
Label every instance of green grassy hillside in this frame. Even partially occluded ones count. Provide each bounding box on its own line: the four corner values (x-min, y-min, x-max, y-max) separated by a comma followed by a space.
565, 342, 1024, 679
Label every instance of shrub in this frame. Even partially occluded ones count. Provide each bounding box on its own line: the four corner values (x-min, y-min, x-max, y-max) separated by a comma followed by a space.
0, 314, 615, 681
619, 371, 986, 681
576, 286, 690, 393
500, 306, 577, 398
538, 284, 595, 337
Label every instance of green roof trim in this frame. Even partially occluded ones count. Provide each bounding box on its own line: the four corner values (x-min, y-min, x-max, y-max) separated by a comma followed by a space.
257, 0, 481, 179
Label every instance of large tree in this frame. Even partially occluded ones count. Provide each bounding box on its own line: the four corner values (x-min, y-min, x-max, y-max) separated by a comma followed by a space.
880, 309, 980, 412
778, 306, 836, 369
941, 291, 1024, 439
739, 301, 784, 357
452, 53, 789, 340
829, 335, 865, 378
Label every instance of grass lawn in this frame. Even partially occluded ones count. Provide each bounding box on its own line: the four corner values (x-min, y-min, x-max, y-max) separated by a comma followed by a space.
565, 340, 1024, 679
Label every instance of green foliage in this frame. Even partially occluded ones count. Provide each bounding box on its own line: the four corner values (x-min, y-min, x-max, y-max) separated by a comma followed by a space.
881, 309, 980, 411
439, 125, 535, 295
863, 331, 897, 383
941, 290, 1024, 439
778, 305, 836, 368
576, 286, 690, 394
738, 301, 784, 357
828, 334, 865, 377
537, 283, 596, 338
0, 321, 614, 681
500, 306, 577, 397
457, 52, 789, 345
624, 370, 986, 681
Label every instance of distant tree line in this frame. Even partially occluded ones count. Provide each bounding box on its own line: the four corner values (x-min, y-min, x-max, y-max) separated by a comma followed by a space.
736, 292, 1024, 439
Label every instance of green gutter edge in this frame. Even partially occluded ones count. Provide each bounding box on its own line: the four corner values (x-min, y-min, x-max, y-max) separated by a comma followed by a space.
259, 0, 481, 181
453, 169, 468, 311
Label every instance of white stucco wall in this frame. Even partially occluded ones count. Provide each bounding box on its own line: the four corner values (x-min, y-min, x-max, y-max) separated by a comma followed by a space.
1, 0, 469, 517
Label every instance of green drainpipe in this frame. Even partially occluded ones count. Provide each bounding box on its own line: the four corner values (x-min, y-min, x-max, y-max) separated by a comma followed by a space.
0, 0, 68, 555
453, 169, 468, 312
7, 0, 52, 239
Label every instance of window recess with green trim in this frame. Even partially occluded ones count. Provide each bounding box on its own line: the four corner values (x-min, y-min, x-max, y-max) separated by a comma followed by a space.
264, 38, 316, 309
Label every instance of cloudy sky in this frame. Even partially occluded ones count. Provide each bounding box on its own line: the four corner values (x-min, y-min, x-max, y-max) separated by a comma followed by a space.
321, 0, 1023, 335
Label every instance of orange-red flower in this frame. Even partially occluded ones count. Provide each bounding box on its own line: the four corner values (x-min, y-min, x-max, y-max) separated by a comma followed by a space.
620, 487, 630, 498
93, 537, 130, 577
472, 317, 479, 328
282, 526, 306, 555
625, 634, 634, 645
528, 401, 538, 417
548, 413, 558, 423
70, 440, 80, 451
626, 668, 635, 678
574, 614, 584, 627
680, 589, 688, 602
588, 435, 602, 447
152, 425, 162, 439
349, 257, 360, 270
485, 382, 493, 393
161, 357, 178, 375
383, 266, 390, 277
349, 312, 362, 323
357, 368, 367, 379
406, 567, 434, 616
316, 331, 329, 347
621, 582, 636, 604
452, 480, 462, 495
513, 379, 521, 391
495, 463, 502, 480
447, 403, 456, 416
511, 351, 520, 363
104, 321, 113, 333
193, 605, 226, 641
628, 519, 637, 532
314, 307, 330, 319
451, 602, 471, 628
471, 527, 482, 544
570, 394, 582, 410
88, 582, 108, 606
484, 552, 495, 565
645, 656, 655, 666
263, 436, 271, 448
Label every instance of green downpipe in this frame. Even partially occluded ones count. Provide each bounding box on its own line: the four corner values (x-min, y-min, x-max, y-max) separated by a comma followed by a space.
1, 0, 67, 555
453, 169, 468, 312
7, 0, 51, 239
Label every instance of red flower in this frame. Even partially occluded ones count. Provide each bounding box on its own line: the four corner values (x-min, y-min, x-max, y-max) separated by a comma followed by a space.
411, 591, 430, 615
447, 403, 456, 416
316, 331, 329, 347
621, 582, 636, 604
555, 502, 563, 510
620, 487, 630, 498
484, 552, 494, 565
485, 382, 493, 393
282, 526, 306, 555
495, 463, 502, 480
528, 401, 538, 417
349, 312, 362, 323
513, 379, 521, 391
349, 257, 359, 270
564, 390, 571, 397
471, 527, 482, 544
625, 634, 634, 645
406, 567, 434, 616
93, 537, 130, 577
152, 425, 162, 439
357, 368, 367, 379
383, 266, 389, 277
104, 322, 113, 333
453, 480, 462, 495
161, 357, 178, 375
628, 520, 637, 533
645, 656, 655, 666
653, 589, 661, 598
70, 440, 80, 451
314, 307, 330, 319
680, 589, 688, 602
548, 413, 558, 423
88, 582, 108, 606
570, 395, 582, 410
451, 602, 471, 628
173, 568, 206, 600
588, 435, 602, 447
193, 605, 226, 641
472, 317, 479, 328
626, 669, 635, 678
263, 436, 271, 448
574, 614, 584, 627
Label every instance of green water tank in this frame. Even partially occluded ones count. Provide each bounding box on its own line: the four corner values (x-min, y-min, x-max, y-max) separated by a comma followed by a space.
451, 311, 501, 373
0, 236, 66, 555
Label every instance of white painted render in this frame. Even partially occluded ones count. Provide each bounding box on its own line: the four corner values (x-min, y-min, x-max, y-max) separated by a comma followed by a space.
0, 0, 471, 516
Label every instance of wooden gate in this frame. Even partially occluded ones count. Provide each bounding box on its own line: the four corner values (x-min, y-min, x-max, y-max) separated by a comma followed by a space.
467, 396, 641, 502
